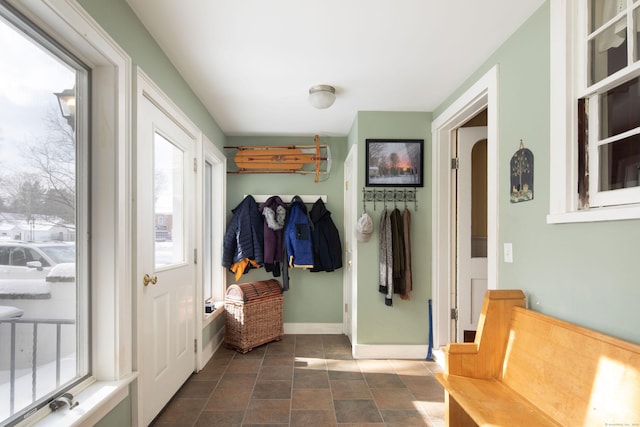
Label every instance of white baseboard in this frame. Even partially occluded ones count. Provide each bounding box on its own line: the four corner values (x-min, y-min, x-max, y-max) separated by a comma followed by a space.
199, 326, 225, 370
283, 323, 343, 334
353, 344, 432, 360
201, 324, 446, 368
432, 348, 446, 369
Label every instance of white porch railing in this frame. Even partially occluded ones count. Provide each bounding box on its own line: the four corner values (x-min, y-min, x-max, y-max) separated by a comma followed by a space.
0, 317, 75, 418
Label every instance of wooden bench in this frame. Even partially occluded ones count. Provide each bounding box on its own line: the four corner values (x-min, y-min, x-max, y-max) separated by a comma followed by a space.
436, 290, 640, 426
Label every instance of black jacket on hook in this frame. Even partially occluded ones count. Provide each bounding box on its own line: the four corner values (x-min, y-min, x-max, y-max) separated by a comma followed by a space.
309, 198, 343, 272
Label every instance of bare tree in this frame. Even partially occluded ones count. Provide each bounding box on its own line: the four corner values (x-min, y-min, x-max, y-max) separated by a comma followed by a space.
6, 173, 46, 219
389, 152, 399, 175
405, 142, 421, 177
22, 107, 76, 220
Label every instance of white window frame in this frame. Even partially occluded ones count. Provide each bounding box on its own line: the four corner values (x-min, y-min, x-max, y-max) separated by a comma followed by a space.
195, 135, 226, 369
548, 0, 640, 223
201, 137, 226, 307
0, 7, 91, 423
8, 0, 135, 426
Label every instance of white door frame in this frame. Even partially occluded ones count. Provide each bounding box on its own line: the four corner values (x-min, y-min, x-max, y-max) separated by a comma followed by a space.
430, 65, 499, 349
195, 135, 226, 370
135, 68, 201, 426
343, 145, 358, 349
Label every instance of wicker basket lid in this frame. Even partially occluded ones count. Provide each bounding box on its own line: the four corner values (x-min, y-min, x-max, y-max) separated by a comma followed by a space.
226, 279, 282, 302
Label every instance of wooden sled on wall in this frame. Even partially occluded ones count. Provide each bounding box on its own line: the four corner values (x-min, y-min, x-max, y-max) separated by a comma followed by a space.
225, 135, 331, 183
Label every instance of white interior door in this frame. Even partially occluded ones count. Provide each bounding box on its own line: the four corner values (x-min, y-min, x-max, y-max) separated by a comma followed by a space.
137, 85, 196, 425
456, 127, 488, 342
343, 145, 357, 344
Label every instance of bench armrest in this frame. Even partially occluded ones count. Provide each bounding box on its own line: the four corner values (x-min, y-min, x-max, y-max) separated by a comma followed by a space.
444, 290, 525, 378
446, 343, 478, 354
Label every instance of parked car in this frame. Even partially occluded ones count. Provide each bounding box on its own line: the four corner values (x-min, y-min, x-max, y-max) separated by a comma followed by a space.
0, 305, 24, 319
0, 241, 75, 280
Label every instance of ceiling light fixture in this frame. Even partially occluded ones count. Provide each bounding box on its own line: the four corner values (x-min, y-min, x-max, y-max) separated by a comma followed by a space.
308, 84, 336, 109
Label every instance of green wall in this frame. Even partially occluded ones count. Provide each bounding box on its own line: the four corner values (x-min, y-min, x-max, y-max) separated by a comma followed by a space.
78, 0, 226, 150
435, 2, 640, 344
225, 136, 348, 324
58, 1, 640, 425
202, 308, 225, 345
76, 2, 228, 425
79, 0, 228, 349
352, 112, 433, 344
93, 395, 132, 427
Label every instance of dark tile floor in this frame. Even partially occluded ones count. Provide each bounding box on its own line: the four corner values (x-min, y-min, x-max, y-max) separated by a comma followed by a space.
151, 334, 445, 426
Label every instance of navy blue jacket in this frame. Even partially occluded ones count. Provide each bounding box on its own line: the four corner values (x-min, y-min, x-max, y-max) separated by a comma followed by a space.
222, 195, 264, 272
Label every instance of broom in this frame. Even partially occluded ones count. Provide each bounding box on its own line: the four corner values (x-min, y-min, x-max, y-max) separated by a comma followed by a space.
426, 299, 434, 361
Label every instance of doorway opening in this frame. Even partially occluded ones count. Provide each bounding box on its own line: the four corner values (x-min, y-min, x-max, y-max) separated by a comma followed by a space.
431, 65, 499, 349
454, 123, 487, 343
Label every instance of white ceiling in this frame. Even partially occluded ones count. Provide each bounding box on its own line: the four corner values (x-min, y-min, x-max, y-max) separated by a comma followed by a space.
126, 0, 545, 137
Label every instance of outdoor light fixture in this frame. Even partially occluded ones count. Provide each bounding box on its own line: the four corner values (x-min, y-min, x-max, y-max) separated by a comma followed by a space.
54, 87, 76, 130
308, 84, 336, 109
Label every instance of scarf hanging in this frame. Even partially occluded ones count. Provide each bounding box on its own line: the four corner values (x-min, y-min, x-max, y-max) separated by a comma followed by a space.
378, 209, 393, 306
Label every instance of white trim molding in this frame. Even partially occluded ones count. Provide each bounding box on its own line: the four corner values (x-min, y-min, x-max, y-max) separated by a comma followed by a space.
431, 65, 499, 349
548, 0, 578, 217
547, 0, 640, 223
196, 135, 227, 371
199, 324, 225, 370
284, 323, 343, 335
135, 67, 202, 427
353, 345, 431, 360
6, 0, 133, 425
343, 144, 358, 352
30, 375, 136, 427
249, 195, 327, 203
10, 0, 134, 383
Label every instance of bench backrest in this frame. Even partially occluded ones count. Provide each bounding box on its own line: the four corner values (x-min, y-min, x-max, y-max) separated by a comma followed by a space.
445, 290, 527, 378
501, 307, 640, 426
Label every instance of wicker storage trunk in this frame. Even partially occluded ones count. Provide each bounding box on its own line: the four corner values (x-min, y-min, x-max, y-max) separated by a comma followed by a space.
224, 279, 284, 353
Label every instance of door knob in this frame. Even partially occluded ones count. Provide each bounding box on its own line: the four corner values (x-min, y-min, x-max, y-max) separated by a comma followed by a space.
143, 274, 158, 286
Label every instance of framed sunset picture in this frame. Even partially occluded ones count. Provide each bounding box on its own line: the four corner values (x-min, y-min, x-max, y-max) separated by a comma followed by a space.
365, 139, 424, 187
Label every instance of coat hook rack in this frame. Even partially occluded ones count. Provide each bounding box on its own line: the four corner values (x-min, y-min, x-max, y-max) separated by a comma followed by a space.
361, 188, 418, 211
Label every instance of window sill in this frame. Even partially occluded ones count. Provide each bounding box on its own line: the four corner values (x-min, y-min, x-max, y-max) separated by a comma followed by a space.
202, 301, 224, 328
547, 204, 640, 224
29, 373, 137, 427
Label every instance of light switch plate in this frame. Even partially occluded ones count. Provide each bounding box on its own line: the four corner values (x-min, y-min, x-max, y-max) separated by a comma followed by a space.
504, 243, 513, 263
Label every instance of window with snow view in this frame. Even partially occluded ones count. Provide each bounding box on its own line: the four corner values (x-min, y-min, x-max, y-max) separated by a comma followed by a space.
0, 4, 90, 425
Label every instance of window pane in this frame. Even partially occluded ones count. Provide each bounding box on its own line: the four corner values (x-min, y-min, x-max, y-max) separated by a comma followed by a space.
590, 0, 601, 32
154, 133, 185, 268
578, 98, 590, 206
471, 141, 487, 258
0, 9, 88, 424
599, 76, 640, 138
204, 161, 212, 302
635, 6, 640, 62
598, 134, 640, 191
590, 0, 626, 32
590, 17, 628, 85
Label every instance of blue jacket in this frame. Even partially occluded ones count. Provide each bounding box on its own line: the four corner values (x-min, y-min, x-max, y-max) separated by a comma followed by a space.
285, 196, 314, 268
222, 195, 264, 273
